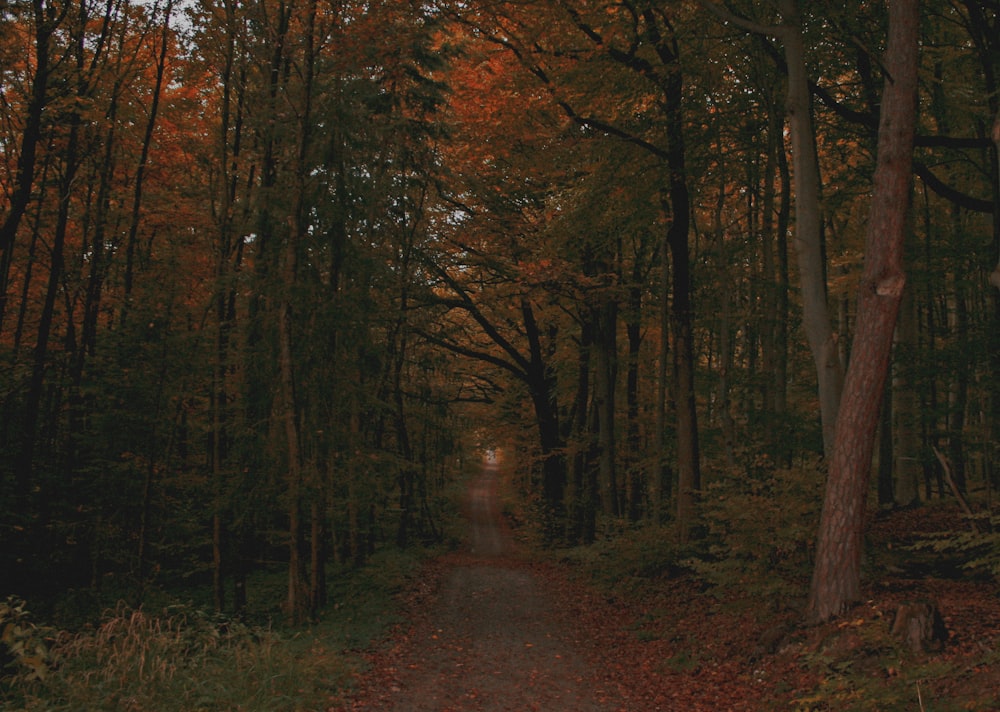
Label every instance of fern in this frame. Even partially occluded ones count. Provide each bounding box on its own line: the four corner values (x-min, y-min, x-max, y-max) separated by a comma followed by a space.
909, 512, 1000, 578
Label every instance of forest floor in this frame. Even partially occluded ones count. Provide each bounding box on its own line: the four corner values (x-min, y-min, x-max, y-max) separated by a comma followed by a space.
333, 465, 1000, 711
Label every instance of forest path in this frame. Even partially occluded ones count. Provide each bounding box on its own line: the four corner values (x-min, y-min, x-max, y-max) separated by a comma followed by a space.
338, 462, 621, 711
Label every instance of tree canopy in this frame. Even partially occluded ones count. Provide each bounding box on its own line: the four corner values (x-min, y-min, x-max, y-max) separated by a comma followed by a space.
1, 0, 998, 626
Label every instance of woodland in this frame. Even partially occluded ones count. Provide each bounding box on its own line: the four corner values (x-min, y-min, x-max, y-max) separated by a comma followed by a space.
1, 0, 999, 707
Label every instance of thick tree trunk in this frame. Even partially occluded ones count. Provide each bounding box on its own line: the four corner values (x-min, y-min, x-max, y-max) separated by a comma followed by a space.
522, 299, 566, 539
807, 0, 919, 622
660, 44, 701, 543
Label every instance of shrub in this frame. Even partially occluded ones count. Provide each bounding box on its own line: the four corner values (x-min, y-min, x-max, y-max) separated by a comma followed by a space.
683, 463, 823, 610
909, 511, 1000, 579
0, 542, 432, 711
1, 597, 54, 686
560, 521, 685, 597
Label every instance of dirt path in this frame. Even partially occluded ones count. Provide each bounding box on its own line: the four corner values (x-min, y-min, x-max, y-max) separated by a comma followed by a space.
340, 463, 620, 711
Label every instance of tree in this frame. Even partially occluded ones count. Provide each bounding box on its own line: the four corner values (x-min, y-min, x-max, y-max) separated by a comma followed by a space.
442, 0, 704, 538
807, 0, 920, 622
701, 0, 844, 457
0, 0, 60, 324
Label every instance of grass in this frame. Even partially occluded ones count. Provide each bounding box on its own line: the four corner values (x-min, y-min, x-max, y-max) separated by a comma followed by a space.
1, 546, 432, 712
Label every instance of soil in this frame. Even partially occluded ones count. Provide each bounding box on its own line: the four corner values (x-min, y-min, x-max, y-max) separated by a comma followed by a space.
337, 463, 620, 711
335, 465, 1000, 711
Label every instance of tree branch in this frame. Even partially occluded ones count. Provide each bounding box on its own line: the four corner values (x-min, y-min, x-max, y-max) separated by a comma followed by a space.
914, 161, 994, 213
416, 326, 528, 381
416, 248, 533, 373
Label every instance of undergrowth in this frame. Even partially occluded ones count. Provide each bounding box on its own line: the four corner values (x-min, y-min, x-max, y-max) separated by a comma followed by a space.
910, 511, 1000, 579
560, 522, 686, 597
683, 464, 823, 611
793, 606, 1000, 712
557, 462, 824, 609
0, 546, 428, 711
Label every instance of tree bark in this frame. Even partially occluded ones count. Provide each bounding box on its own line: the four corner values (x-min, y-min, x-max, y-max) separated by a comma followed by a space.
773, 107, 793, 466
993, 110, 1000, 292
778, 0, 843, 457
0, 0, 55, 332
807, 0, 919, 623
567, 311, 596, 544
654, 240, 671, 521
16, 3, 85, 499
594, 297, 619, 518
279, 277, 308, 624
121, 0, 173, 324
625, 275, 645, 521
654, 24, 701, 542
893, 283, 922, 506
522, 299, 567, 540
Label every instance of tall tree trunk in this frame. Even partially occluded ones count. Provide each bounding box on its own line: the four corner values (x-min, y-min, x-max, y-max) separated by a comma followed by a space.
210, 0, 248, 615
947, 239, 969, 494
877, 376, 894, 507
16, 2, 86, 499
760, 87, 780, 441
807, 0, 919, 622
0, 0, 54, 332
625, 278, 644, 521
522, 299, 566, 540
918, 187, 942, 500
12, 165, 51, 356
989, 110, 1000, 496
654, 240, 671, 522
310, 499, 326, 617
774, 111, 792, 465
991, 109, 1000, 296
567, 312, 595, 544
778, 0, 843, 456
279, 264, 307, 624
716, 281, 738, 469
893, 283, 921, 506
284, 0, 319, 624
389, 188, 416, 549
121, 0, 173, 325
393, 348, 415, 547
594, 297, 619, 518
650, 17, 700, 542
712, 170, 737, 468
